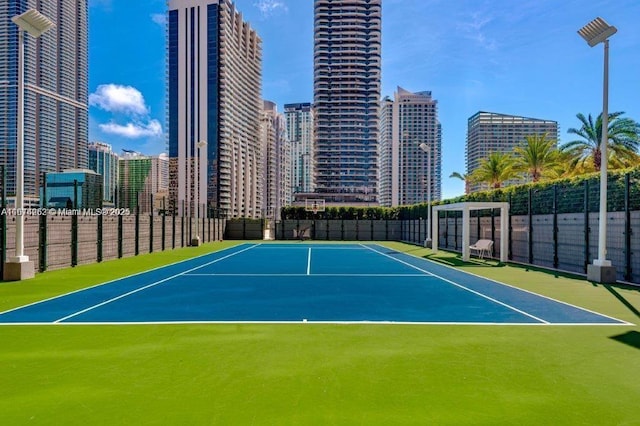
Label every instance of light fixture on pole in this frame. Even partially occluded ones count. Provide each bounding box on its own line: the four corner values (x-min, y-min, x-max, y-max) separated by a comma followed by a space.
579, 17, 617, 283
4, 9, 54, 281
192, 140, 207, 247
419, 143, 432, 248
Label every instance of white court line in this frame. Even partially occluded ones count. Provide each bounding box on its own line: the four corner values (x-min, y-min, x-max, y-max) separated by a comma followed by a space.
307, 248, 312, 275
361, 244, 549, 324
183, 273, 428, 277
0, 320, 631, 327
357, 244, 436, 276
0, 243, 247, 317
53, 244, 260, 323
254, 246, 365, 250
372, 244, 634, 326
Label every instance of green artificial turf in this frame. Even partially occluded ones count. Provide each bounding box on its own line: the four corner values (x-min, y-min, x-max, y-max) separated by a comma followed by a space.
0, 241, 639, 425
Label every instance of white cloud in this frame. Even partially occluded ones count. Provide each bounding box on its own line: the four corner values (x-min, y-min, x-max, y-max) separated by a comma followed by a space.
151, 13, 166, 26
89, 84, 149, 115
456, 12, 497, 51
99, 120, 163, 138
254, 0, 288, 17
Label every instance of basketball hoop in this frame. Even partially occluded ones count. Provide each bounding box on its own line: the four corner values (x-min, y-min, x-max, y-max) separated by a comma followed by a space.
305, 198, 325, 215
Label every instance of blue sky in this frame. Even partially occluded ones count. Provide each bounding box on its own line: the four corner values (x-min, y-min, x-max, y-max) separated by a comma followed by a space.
88, 0, 640, 199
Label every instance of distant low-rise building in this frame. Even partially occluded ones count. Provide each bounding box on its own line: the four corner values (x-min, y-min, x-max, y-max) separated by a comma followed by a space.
42, 169, 102, 209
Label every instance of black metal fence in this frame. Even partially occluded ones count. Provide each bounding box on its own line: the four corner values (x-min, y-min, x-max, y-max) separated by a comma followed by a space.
0, 210, 226, 275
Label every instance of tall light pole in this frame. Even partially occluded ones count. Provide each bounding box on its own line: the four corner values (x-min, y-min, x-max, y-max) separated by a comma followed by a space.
4, 9, 54, 281
419, 143, 432, 248
192, 140, 207, 247
579, 17, 618, 283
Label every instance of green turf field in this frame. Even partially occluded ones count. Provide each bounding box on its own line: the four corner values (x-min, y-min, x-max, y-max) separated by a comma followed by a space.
0, 241, 638, 425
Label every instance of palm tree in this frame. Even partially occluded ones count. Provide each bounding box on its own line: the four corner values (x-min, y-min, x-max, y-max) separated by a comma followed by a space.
561, 112, 640, 171
449, 171, 471, 194
470, 152, 518, 189
513, 133, 561, 182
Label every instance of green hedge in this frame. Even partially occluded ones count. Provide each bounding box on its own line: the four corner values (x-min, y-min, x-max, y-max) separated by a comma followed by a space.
280, 206, 401, 220
279, 167, 640, 220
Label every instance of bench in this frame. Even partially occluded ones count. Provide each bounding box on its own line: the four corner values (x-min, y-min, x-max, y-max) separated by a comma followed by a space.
469, 239, 493, 259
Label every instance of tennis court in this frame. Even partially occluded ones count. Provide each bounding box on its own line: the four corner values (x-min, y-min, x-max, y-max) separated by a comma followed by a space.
0, 243, 630, 325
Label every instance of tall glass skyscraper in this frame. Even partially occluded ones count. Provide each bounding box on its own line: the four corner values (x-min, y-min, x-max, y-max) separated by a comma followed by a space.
284, 103, 314, 195
167, 0, 262, 218
313, 0, 381, 204
0, 1, 89, 199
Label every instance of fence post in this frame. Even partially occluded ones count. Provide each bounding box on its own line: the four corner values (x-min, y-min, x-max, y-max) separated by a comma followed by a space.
624, 173, 632, 281
508, 193, 513, 261
39, 172, 47, 272
134, 192, 139, 256
371, 217, 374, 241
149, 194, 153, 253
243, 218, 247, 240
528, 188, 534, 265
116, 185, 122, 258
172, 205, 176, 249
385, 218, 389, 241
162, 197, 166, 251
117, 213, 123, 258
97, 184, 103, 263
181, 200, 185, 248
71, 179, 78, 267
0, 165, 5, 278
553, 184, 559, 269
584, 180, 590, 273
326, 218, 329, 240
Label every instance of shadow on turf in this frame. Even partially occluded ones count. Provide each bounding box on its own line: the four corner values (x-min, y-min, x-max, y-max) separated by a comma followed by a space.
424, 253, 506, 268
601, 284, 640, 319
610, 331, 640, 351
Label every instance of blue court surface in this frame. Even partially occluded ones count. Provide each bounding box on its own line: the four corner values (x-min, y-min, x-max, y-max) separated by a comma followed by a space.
0, 243, 631, 325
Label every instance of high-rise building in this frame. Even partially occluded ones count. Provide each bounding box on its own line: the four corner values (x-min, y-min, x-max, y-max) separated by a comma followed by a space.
284, 103, 314, 195
167, 0, 262, 218
466, 111, 559, 192
313, 0, 381, 204
88, 142, 118, 205
0, 1, 89, 199
261, 101, 291, 219
378, 97, 394, 207
378, 87, 442, 207
118, 152, 169, 214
